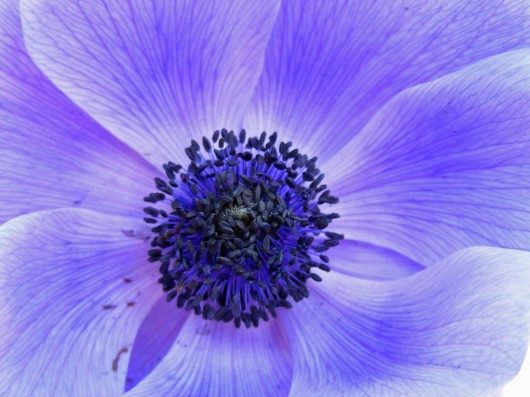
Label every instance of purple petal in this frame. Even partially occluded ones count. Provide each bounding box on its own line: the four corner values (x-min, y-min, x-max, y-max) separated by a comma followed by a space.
0, 209, 160, 396
504, 351, 530, 395
284, 247, 530, 396
329, 239, 423, 280
125, 297, 189, 391
245, 0, 530, 162
0, 0, 156, 224
126, 315, 292, 397
21, 0, 281, 168
328, 49, 530, 265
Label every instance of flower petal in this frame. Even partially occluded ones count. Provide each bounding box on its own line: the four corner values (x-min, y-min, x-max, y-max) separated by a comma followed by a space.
245, 0, 530, 161
126, 315, 292, 397
0, 209, 160, 396
125, 297, 189, 391
328, 49, 530, 265
284, 247, 530, 396
504, 348, 530, 396
0, 0, 156, 224
329, 239, 423, 280
21, 0, 281, 168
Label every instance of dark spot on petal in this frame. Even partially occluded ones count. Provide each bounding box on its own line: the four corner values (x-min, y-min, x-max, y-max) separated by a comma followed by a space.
195, 324, 212, 335
121, 229, 136, 237
112, 347, 129, 372
121, 229, 150, 241
102, 304, 117, 310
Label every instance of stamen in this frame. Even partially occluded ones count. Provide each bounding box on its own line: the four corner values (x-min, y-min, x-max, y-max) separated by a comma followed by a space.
144, 129, 343, 328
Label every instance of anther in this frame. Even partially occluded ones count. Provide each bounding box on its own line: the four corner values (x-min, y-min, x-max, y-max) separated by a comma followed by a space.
144, 129, 343, 328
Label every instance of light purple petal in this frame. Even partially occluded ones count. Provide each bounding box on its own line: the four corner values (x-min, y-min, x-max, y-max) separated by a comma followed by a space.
125, 297, 189, 391
245, 0, 530, 161
0, 0, 156, 224
284, 247, 530, 396
0, 209, 160, 396
329, 239, 423, 280
327, 49, 530, 265
21, 0, 281, 168
126, 315, 292, 397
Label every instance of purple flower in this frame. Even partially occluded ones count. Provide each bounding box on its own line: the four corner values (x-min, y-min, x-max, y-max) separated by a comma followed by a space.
1, 0, 530, 396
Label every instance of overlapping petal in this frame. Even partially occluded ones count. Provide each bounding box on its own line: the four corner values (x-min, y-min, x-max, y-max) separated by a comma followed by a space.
328, 239, 423, 280
0, 209, 160, 396
126, 315, 292, 397
245, 0, 530, 161
125, 297, 189, 391
1, 2, 527, 397
284, 247, 530, 397
21, 0, 281, 168
0, 0, 156, 224
328, 49, 530, 265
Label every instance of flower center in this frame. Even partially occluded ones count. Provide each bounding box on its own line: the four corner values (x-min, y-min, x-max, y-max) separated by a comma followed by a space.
143, 129, 343, 328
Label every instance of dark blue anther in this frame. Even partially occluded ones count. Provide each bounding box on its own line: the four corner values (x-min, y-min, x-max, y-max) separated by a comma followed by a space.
144, 129, 343, 328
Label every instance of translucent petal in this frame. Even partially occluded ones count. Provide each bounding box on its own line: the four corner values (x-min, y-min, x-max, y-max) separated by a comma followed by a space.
0, 209, 160, 396
285, 247, 530, 396
21, 0, 281, 168
329, 50, 530, 265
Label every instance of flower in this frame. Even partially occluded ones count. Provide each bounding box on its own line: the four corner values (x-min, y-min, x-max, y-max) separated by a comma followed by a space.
1, 0, 530, 396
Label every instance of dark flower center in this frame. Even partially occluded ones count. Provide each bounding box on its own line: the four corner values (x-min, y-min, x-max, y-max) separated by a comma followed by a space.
143, 129, 343, 328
